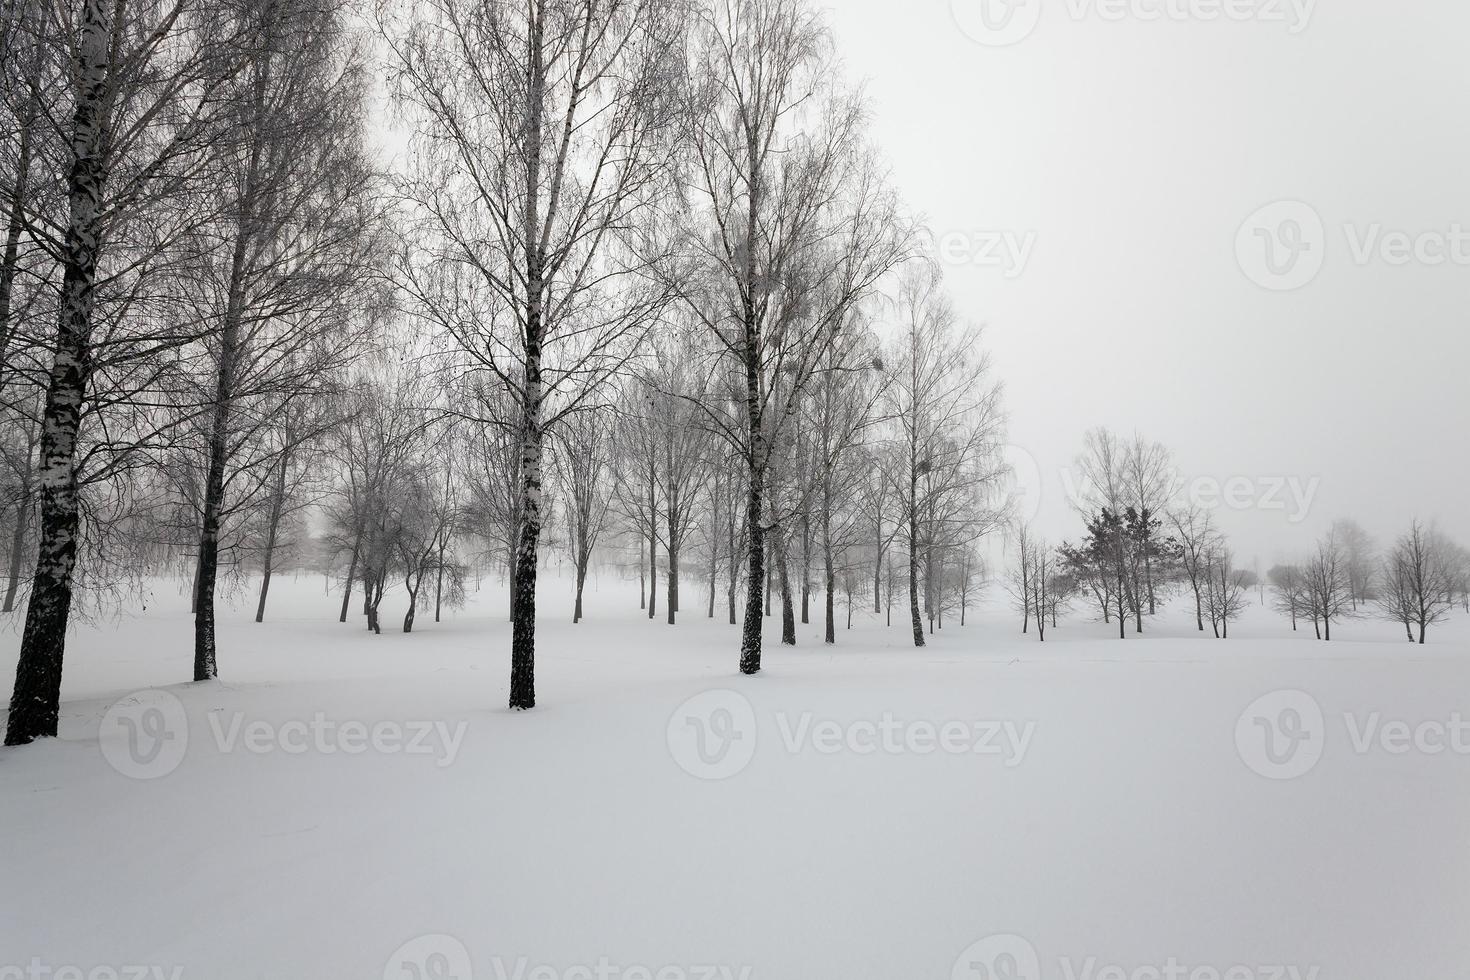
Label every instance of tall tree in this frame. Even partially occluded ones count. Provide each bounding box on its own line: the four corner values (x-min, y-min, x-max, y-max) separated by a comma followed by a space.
673, 0, 908, 673
6, 0, 246, 745
189, 0, 379, 681
383, 0, 686, 708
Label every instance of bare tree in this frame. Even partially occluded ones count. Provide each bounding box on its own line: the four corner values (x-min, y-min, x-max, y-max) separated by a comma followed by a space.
672, 0, 908, 672
1268, 563, 1308, 631
1332, 517, 1377, 611
382, 0, 686, 708
1170, 506, 1219, 632
1304, 529, 1353, 641
1377, 520, 1459, 643
552, 411, 613, 624
6, 0, 249, 745
885, 263, 1003, 647
189, 0, 380, 680
1202, 546, 1248, 638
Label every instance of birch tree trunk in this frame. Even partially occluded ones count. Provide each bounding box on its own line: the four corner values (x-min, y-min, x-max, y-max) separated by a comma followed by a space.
254, 446, 291, 622
5, 0, 107, 745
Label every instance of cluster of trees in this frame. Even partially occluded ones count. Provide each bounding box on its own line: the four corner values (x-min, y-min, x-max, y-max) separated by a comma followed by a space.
1007, 428, 1470, 643
1, 0, 1009, 745
1269, 519, 1470, 644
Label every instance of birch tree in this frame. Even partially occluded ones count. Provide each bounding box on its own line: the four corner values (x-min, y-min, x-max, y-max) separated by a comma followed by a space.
382, 0, 686, 708
7, 0, 247, 745
673, 0, 908, 672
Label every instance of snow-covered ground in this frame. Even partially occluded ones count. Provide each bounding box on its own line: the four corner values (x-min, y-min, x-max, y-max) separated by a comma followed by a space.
2, 570, 1468, 980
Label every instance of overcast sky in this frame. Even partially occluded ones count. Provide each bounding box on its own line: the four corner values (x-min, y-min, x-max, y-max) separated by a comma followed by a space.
818, 0, 1470, 562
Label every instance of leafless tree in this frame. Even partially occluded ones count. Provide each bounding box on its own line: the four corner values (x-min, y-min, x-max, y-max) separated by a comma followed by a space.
885, 263, 1003, 647
7, 0, 251, 745
670, 0, 909, 672
382, 0, 686, 708
552, 411, 613, 624
188, 0, 381, 680
1377, 520, 1459, 643
1202, 546, 1248, 638
1304, 528, 1353, 640
1170, 506, 1220, 632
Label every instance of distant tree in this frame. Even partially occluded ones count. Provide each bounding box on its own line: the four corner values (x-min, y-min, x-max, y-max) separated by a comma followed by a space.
1377, 520, 1459, 643
1268, 563, 1308, 631
553, 413, 613, 625
1331, 518, 1377, 610
1170, 506, 1219, 632
1202, 547, 1248, 638
1304, 529, 1353, 640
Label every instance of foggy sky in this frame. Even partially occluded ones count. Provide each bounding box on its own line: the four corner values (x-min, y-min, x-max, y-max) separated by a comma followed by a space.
822, 0, 1470, 562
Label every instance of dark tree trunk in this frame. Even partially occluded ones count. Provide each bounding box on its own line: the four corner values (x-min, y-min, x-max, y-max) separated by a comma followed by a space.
666, 533, 678, 625
647, 529, 656, 620
508, 347, 544, 710
572, 554, 587, 624
727, 506, 738, 626
338, 525, 361, 623
6, 5, 106, 745
822, 490, 835, 644
255, 446, 290, 623
907, 498, 924, 647
800, 511, 810, 625
777, 535, 795, 646
3, 490, 30, 613
739, 465, 765, 675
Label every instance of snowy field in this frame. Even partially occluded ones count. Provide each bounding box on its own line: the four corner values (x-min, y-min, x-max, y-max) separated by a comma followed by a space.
2, 571, 1468, 980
